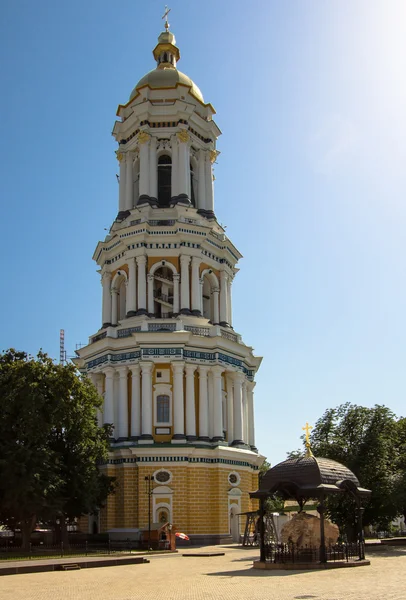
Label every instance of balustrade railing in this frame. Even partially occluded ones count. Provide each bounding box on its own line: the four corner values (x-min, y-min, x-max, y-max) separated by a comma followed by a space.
91, 332, 107, 343
221, 329, 238, 343
184, 325, 210, 337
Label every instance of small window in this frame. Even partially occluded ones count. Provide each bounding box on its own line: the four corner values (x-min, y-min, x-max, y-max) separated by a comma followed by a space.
157, 394, 170, 423
157, 371, 162, 379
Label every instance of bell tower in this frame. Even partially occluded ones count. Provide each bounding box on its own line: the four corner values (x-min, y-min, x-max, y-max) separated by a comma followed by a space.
75, 24, 263, 544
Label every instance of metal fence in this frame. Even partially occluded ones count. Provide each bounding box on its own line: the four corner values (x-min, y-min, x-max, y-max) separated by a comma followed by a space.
264, 541, 365, 564
0, 539, 165, 561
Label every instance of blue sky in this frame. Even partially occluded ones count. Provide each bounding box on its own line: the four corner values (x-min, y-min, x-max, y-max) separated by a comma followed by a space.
1, 1, 405, 465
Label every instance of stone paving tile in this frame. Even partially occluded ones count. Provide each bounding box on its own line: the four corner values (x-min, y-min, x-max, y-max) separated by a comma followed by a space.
0, 545, 405, 600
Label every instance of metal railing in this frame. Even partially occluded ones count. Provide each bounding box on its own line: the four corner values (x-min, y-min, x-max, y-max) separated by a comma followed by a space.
263, 541, 365, 564
91, 332, 107, 343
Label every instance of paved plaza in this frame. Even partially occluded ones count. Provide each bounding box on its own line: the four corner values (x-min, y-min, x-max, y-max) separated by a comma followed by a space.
0, 544, 405, 600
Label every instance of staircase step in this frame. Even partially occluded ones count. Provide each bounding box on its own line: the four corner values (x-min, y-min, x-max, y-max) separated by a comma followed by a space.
60, 564, 81, 571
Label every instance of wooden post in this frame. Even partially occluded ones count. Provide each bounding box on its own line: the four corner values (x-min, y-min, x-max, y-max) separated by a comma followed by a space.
259, 497, 266, 562
317, 496, 327, 563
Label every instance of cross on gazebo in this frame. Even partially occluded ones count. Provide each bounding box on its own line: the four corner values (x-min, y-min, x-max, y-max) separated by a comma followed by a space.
302, 422, 313, 457
162, 6, 171, 30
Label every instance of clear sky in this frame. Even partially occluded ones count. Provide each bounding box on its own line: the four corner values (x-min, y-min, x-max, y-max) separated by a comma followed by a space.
1, 1, 405, 465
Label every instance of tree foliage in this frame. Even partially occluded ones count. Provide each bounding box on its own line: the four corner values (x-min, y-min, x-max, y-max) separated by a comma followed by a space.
0, 349, 115, 547
294, 403, 406, 533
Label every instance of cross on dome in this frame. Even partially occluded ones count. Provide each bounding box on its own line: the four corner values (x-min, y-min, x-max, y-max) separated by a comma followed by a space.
162, 6, 171, 31
302, 422, 314, 457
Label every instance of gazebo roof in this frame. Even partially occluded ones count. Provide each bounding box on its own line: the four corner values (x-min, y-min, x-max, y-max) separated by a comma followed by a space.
251, 455, 371, 500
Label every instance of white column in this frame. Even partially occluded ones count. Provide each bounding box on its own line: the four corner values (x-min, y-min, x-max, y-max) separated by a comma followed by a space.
177, 131, 190, 198
247, 381, 256, 449
198, 366, 210, 440
180, 255, 190, 313
212, 287, 220, 324
171, 135, 179, 197
111, 288, 119, 326
95, 376, 104, 427
140, 362, 153, 440
199, 278, 204, 314
103, 367, 115, 431
117, 366, 128, 440
118, 154, 127, 212
136, 255, 147, 314
232, 372, 244, 445
125, 153, 133, 210
208, 370, 214, 439
242, 380, 248, 444
205, 152, 214, 212
130, 365, 141, 438
185, 364, 197, 440
147, 274, 154, 315
219, 271, 229, 326
191, 257, 201, 314
197, 149, 206, 211
173, 274, 180, 314
138, 133, 150, 199
126, 257, 137, 316
149, 136, 157, 200
172, 362, 186, 440
226, 374, 234, 444
227, 277, 233, 327
211, 366, 224, 441
101, 272, 112, 327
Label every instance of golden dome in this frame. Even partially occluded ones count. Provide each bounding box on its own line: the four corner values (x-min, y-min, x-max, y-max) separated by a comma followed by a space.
130, 67, 204, 103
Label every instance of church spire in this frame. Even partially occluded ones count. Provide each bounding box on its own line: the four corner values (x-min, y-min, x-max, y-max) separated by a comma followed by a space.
153, 7, 180, 68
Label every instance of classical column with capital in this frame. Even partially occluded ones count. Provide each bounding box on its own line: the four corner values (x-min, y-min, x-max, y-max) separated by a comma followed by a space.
247, 381, 257, 451
212, 287, 220, 324
242, 380, 248, 444
138, 132, 154, 205
185, 364, 197, 441
103, 367, 115, 434
226, 374, 234, 444
147, 274, 154, 315
116, 366, 128, 440
172, 362, 186, 440
173, 273, 180, 314
173, 130, 190, 204
101, 272, 112, 328
126, 257, 137, 317
111, 288, 119, 326
211, 365, 224, 442
219, 271, 229, 327
136, 255, 147, 315
227, 277, 233, 327
125, 152, 133, 210
170, 134, 179, 198
140, 362, 153, 440
197, 149, 206, 211
180, 255, 191, 314
117, 153, 127, 212
198, 365, 210, 441
205, 151, 214, 213
231, 372, 244, 446
191, 257, 201, 315
149, 135, 158, 202
129, 365, 141, 439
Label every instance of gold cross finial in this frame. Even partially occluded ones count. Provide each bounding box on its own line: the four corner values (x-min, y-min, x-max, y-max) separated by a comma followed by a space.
302, 422, 313, 457
162, 5, 171, 30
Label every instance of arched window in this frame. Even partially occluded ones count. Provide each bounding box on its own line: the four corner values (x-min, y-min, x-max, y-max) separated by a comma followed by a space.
157, 395, 170, 423
158, 155, 172, 207
190, 162, 196, 206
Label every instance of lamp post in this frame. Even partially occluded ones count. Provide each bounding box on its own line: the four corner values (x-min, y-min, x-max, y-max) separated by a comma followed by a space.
145, 475, 154, 550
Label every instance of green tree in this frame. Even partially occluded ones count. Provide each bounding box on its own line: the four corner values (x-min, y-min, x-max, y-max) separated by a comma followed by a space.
297, 403, 402, 534
0, 349, 114, 549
